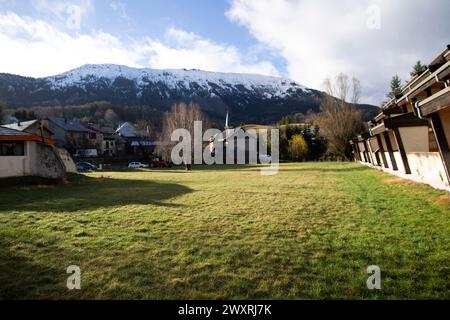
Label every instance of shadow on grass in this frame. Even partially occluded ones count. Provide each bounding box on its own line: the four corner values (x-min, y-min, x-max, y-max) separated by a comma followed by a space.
0, 243, 64, 299
0, 174, 194, 213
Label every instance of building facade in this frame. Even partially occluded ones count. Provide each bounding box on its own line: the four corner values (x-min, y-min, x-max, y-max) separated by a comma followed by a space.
43, 117, 98, 156
351, 45, 450, 191
0, 126, 66, 179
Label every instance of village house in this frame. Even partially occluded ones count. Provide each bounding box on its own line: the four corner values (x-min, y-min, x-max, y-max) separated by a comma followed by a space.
0, 126, 66, 179
351, 45, 450, 191
209, 113, 266, 164
115, 122, 154, 158
3, 119, 54, 139
86, 124, 116, 157
43, 117, 98, 157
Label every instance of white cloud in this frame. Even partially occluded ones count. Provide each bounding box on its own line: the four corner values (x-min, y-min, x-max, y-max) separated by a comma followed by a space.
142, 27, 279, 76
0, 12, 279, 79
0, 12, 143, 77
227, 0, 450, 105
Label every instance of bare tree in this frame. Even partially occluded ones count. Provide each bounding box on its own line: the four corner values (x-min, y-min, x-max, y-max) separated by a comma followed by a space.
156, 102, 209, 169
311, 73, 365, 160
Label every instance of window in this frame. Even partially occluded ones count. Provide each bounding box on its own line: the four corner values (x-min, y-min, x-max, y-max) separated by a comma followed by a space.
89, 133, 97, 139
0, 141, 25, 156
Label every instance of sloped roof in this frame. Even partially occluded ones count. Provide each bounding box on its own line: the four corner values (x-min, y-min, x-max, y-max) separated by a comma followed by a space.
3, 120, 38, 132
0, 126, 55, 144
0, 126, 33, 137
87, 124, 115, 134
116, 122, 138, 138
48, 117, 92, 133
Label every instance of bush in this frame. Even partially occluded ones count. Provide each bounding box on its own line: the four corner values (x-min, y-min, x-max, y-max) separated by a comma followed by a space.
288, 134, 309, 161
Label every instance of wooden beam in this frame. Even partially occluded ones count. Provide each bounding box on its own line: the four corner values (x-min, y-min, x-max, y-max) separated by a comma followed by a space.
364, 140, 374, 164
392, 128, 411, 174
350, 143, 355, 160
419, 88, 450, 116
0, 135, 55, 144
383, 131, 398, 171
355, 142, 362, 161
430, 113, 450, 183
376, 134, 389, 168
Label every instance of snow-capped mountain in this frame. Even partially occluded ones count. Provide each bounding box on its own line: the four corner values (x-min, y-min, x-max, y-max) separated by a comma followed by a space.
46, 64, 310, 98
0, 64, 377, 124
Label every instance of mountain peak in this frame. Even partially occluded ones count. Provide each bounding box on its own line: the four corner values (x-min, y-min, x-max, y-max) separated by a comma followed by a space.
44, 63, 309, 96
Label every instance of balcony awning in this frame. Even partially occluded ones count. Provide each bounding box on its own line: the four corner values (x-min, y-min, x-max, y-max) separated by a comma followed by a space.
371, 123, 386, 135
406, 60, 450, 100
369, 113, 428, 137
417, 86, 450, 116
383, 113, 429, 129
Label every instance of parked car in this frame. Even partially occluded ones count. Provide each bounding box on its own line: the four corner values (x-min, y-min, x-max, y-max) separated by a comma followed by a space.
76, 162, 97, 171
128, 162, 149, 169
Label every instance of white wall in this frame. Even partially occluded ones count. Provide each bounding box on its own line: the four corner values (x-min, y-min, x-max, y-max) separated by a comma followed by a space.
0, 141, 66, 179
359, 151, 450, 191
407, 152, 449, 190
0, 141, 32, 178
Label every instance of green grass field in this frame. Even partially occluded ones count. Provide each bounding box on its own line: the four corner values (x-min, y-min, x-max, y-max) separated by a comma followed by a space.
0, 162, 449, 299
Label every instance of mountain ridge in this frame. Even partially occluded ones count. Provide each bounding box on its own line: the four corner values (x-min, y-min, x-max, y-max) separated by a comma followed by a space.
0, 64, 379, 125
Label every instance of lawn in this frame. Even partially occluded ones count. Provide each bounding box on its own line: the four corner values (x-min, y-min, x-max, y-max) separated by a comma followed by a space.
0, 162, 449, 299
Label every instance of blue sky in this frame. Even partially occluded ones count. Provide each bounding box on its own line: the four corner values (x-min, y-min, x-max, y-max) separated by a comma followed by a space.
0, 0, 448, 105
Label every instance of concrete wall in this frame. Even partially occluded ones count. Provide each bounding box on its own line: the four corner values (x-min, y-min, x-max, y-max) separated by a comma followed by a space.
0, 150, 29, 178
29, 143, 66, 179
359, 150, 450, 191
0, 141, 66, 180
406, 152, 449, 190
56, 148, 78, 173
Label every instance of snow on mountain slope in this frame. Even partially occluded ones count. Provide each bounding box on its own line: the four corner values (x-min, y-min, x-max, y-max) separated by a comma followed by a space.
44, 64, 310, 98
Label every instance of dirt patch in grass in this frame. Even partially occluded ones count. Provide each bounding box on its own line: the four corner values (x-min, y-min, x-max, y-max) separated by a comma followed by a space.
434, 194, 450, 205
383, 177, 421, 186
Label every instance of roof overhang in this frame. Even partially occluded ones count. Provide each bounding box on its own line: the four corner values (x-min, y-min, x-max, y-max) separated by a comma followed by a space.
417, 86, 450, 117
406, 60, 450, 100
383, 113, 429, 129
370, 123, 386, 135
0, 135, 55, 145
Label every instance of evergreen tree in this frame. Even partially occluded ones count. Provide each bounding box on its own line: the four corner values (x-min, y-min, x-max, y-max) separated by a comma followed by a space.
410, 60, 427, 77
387, 75, 402, 99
